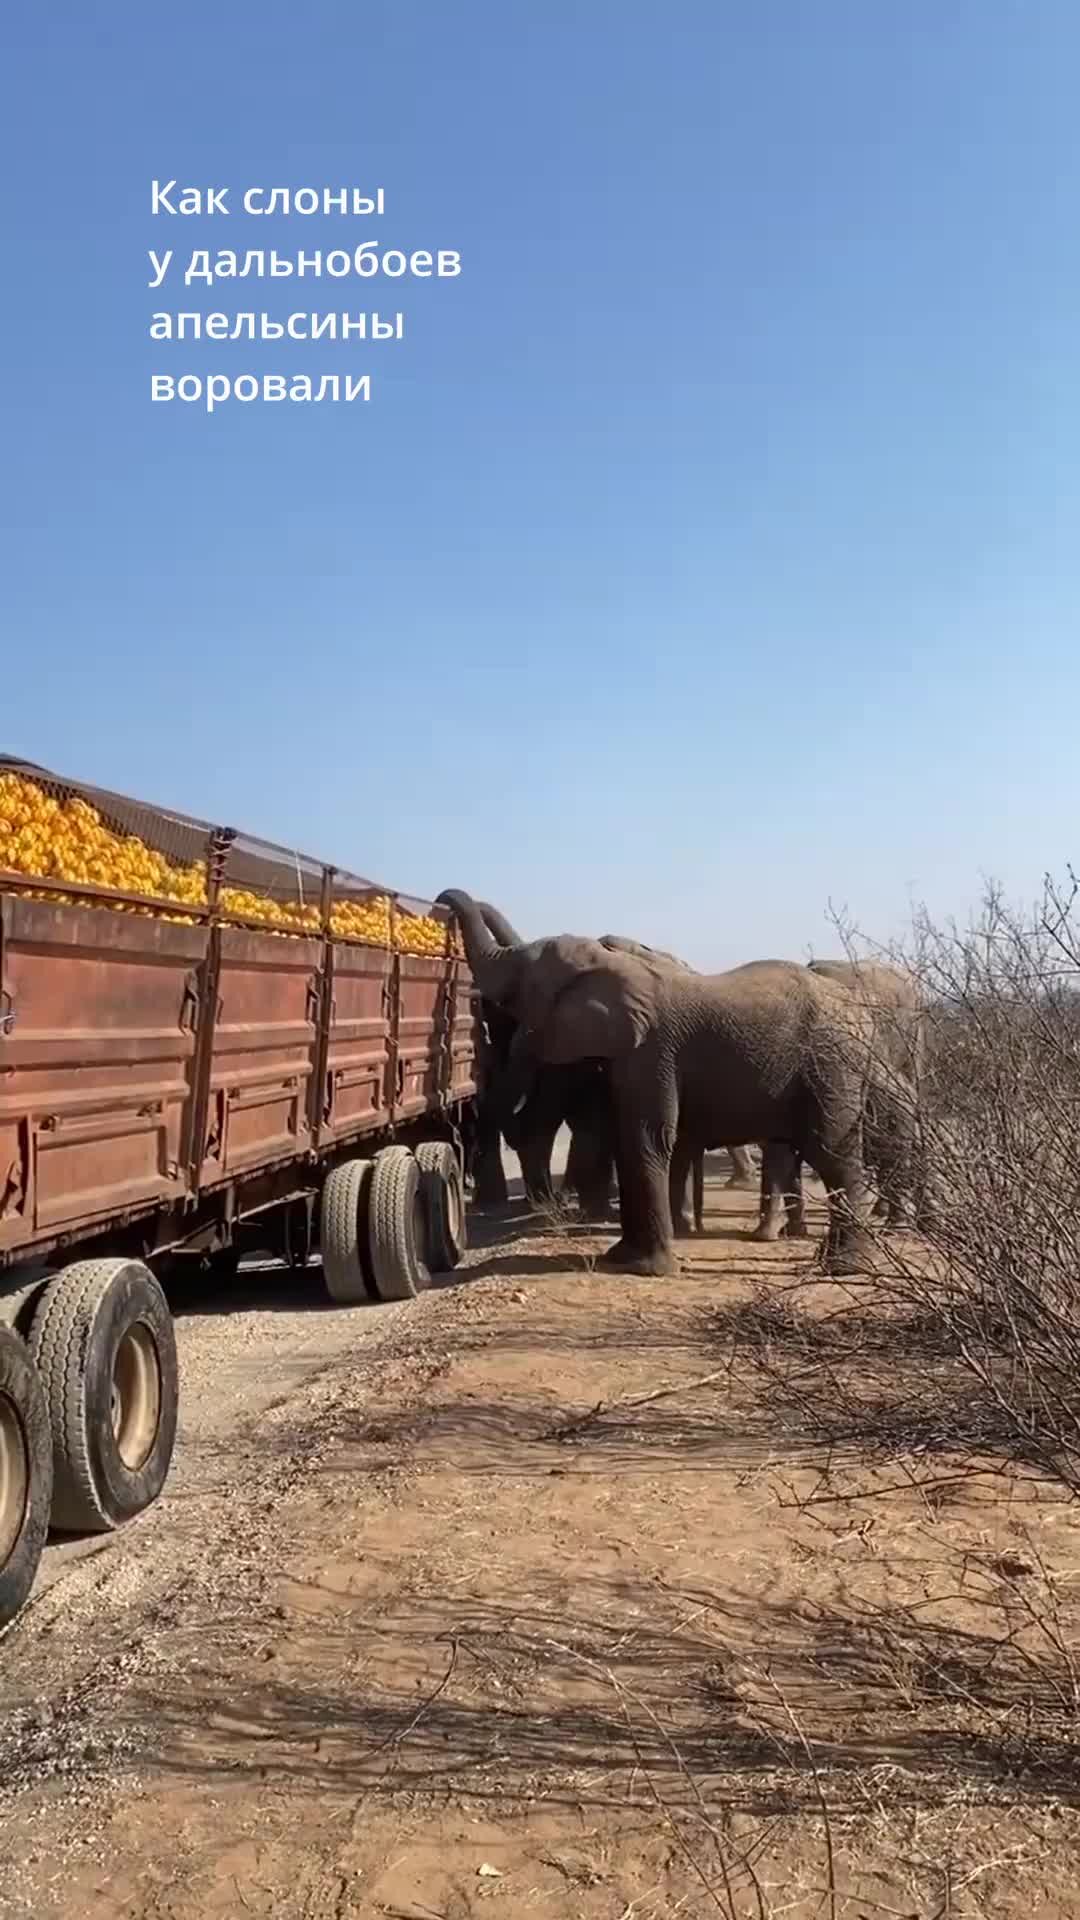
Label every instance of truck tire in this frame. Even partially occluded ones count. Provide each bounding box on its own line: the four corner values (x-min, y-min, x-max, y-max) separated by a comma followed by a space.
415, 1141, 467, 1271
29, 1259, 178, 1535
367, 1146, 430, 1301
0, 1330, 52, 1633
320, 1158, 375, 1304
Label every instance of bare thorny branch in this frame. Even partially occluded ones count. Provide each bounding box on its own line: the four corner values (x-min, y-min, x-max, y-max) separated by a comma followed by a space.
827, 878, 1080, 1496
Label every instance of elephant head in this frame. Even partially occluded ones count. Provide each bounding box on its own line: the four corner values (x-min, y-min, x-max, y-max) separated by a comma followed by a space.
436, 890, 656, 1063
599, 934, 695, 974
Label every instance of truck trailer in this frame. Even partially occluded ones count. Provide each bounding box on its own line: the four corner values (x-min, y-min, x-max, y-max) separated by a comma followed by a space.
0, 757, 478, 1631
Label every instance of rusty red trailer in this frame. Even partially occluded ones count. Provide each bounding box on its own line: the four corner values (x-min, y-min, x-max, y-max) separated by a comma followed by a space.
0, 895, 477, 1271
0, 760, 480, 1631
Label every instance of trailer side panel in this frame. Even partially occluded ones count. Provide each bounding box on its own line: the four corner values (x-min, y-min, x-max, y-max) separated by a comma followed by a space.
0, 897, 201, 1252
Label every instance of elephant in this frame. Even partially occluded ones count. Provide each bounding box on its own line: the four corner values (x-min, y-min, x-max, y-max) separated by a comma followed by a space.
749, 958, 927, 1241
438, 892, 910, 1277
599, 935, 758, 1216
467, 903, 617, 1219
679, 959, 925, 1246
523, 932, 751, 1220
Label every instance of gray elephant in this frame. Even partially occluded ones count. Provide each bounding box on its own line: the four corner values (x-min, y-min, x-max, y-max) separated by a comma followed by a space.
439, 893, 907, 1277
468, 903, 615, 1217
749, 958, 926, 1242
474, 920, 725, 1224
599, 935, 757, 1216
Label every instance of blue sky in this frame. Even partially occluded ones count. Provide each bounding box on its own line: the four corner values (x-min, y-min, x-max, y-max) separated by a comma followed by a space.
4, 2, 1078, 967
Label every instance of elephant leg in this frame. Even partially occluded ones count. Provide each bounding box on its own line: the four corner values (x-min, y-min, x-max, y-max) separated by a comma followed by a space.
518, 1113, 561, 1211
563, 1125, 615, 1220
783, 1158, 809, 1237
776, 1143, 809, 1238
725, 1143, 757, 1191
562, 1069, 617, 1221
867, 1081, 919, 1228
508, 1068, 572, 1213
599, 1066, 679, 1278
751, 1140, 800, 1241
803, 1103, 873, 1274
914, 1143, 945, 1235
579, 1163, 617, 1221
692, 1150, 705, 1233
579, 1147, 617, 1221
563, 1124, 589, 1202
669, 1134, 695, 1238
471, 1106, 509, 1209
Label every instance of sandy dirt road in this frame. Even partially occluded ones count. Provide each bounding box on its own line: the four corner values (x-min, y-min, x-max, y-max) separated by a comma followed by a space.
3, 1152, 1080, 1920
26, 1135, 571, 1603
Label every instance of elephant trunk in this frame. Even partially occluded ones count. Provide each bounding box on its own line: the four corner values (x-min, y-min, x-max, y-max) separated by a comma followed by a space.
477, 901, 525, 948
436, 888, 520, 1002
494, 1029, 541, 1134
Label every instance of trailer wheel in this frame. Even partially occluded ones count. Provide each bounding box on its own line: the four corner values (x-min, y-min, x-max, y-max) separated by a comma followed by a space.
29, 1259, 178, 1535
367, 1147, 430, 1301
320, 1159, 375, 1303
415, 1141, 467, 1271
0, 1330, 52, 1633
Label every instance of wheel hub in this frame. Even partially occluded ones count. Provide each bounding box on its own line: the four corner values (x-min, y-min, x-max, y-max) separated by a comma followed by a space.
0, 1391, 30, 1565
111, 1323, 162, 1471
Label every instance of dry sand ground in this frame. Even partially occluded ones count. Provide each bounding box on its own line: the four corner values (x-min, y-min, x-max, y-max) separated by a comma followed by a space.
4, 1151, 1080, 1919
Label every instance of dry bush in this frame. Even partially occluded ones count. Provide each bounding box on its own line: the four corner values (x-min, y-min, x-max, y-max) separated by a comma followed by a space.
835, 875, 1080, 1493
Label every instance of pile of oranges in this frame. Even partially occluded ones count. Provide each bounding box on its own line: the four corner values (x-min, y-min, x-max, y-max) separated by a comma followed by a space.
0, 772, 461, 957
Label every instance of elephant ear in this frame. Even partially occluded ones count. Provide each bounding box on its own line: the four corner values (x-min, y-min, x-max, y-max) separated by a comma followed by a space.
532, 965, 653, 1064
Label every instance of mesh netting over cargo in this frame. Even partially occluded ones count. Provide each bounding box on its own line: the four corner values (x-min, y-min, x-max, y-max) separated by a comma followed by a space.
0, 757, 460, 956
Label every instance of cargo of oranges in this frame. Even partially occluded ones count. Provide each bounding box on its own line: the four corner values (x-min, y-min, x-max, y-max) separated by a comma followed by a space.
0, 772, 462, 957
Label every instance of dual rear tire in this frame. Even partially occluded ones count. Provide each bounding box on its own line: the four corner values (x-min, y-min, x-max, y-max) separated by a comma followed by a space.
320, 1141, 465, 1305
29, 1258, 178, 1536
1, 1256, 178, 1631
0, 1329, 52, 1634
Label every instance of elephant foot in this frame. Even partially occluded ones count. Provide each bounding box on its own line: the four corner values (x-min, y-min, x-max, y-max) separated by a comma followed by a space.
672, 1214, 693, 1240
598, 1239, 679, 1278
473, 1193, 512, 1216
821, 1227, 875, 1276
473, 1182, 509, 1210
749, 1220, 784, 1243
782, 1222, 811, 1241
575, 1191, 616, 1223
